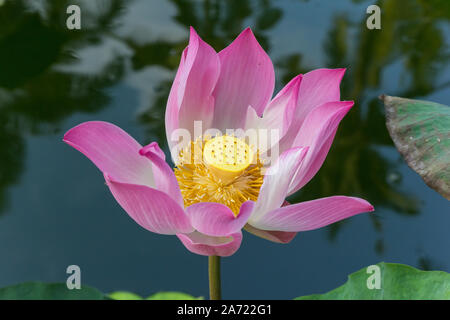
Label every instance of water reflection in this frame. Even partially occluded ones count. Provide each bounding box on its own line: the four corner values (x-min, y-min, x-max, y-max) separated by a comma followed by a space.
0, 0, 448, 254
0, 0, 126, 214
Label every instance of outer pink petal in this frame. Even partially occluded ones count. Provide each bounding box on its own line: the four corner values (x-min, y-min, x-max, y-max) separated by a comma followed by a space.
165, 48, 186, 151
288, 100, 354, 195
186, 201, 254, 237
244, 224, 297, 244
248, 147, 308, 225
250, 196, 374, 232
139, 142, 184, 206
212, 28, 275, 130
177, 231, 242, 257
280, 68, 346, 152
63, 121, 154, 187
105, 175, 193, 235
165, 27, 220, 152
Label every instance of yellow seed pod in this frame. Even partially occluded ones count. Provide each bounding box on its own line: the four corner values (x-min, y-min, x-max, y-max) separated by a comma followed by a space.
203, 135, 254, 181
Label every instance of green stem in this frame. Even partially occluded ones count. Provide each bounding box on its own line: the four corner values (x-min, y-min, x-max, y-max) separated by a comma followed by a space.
208, 255, 221, 300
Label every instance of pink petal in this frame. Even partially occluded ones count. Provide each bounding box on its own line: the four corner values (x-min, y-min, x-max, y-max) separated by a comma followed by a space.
186, 201, 254, 237
287, 101, 353, 195
105, 175, 193, 235
248, 147, 308, 225
244, 75, 302, 152
139, 142, 184, 206
260, 74, 302, 136
165, 48, 186, 151
140, 141, 165, 160
177, 231, 242, 257
244, 224, 297, 244
63, 121, 154, 187
280, 68, 346, 151
212, 28, 275, 130
250, 196, 374, 232
165, 27, 220, 151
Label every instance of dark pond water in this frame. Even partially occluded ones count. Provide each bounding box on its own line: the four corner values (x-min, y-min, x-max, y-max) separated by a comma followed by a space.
0, 0, 449, 299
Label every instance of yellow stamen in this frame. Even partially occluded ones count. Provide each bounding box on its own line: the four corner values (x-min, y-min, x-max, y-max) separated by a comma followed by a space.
174, 135, 263, 216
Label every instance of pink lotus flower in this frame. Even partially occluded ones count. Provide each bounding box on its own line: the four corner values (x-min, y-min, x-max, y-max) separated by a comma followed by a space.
63, 27, 374, 257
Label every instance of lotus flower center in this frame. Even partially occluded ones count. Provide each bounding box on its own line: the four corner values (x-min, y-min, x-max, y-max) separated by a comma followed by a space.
174, 135, 263, 216
203, 135, 254, 181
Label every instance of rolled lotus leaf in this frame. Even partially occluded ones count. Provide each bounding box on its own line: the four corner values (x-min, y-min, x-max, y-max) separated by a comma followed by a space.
381, 95, 450, 200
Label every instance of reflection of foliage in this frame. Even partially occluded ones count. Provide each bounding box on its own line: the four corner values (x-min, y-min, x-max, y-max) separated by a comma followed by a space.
0, 0, 127, 214
277, 54, 309, 84
417, 255, 446, 272
350, 0, 449, 99
0, 115, 24, 214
